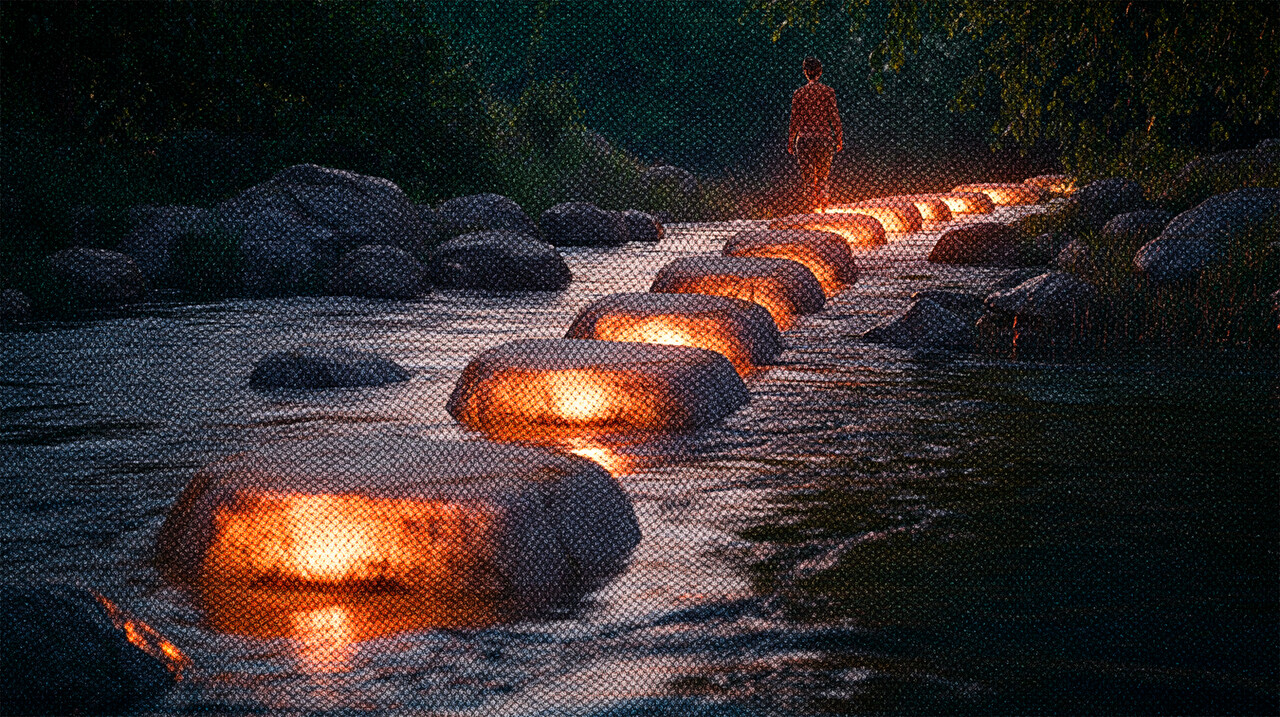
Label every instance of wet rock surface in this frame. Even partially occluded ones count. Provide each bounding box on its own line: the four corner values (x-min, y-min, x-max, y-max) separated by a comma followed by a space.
428, 231, 572, 291
541, 202, 629, 246
435, 193, 541, 240
928, 222, 1023, 266
1134, 188, 1280, 281
1069, 177, 1150, 230
862, 297, 976, 352
618, 209, 664, 243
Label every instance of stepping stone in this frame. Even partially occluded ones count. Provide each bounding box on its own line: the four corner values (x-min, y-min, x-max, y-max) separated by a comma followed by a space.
882, 195, 953, 222
769, 213, 886, 247
723, 228, 858, 296
566, 292, 782, 375
952, 182, 1043, 206
909, 191, 995, 215
650, 255, 824, 330
1024, 174, 1076, 194
927, 222, 1023, 266
826, 199, 923, 233
155, 436, 641, 628
448, 338, 748, 439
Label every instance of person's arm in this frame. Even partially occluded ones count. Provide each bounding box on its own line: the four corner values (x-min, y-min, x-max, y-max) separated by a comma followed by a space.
828, 88, 843, 152
788, 91, 799, 155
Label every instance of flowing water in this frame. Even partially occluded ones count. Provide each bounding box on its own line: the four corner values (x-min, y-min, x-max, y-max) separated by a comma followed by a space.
1, 208, 1276, 715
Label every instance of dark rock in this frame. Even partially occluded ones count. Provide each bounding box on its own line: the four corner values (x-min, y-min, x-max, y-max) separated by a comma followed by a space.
238, 209, 327, 297
48, 248, 147, 307
863, 298, 975, 351
1134, 188, 1280, 281
328, 244, 426, 299
435, 193, 540, 240
1054, 238, 1093, 274
909, 290, 984, 323
0, 583, 176, 715
428, 231, 572, 291
540, 202, 629, 246
117, 205, 210, 286
1028, 231, 1073, 266
1, 289, 32, 324
990, 268, 1048, 294
618, 209, 664, 243
249, 346, 410, 390
927, 222, 1022, 266
986, 271, 1098, 322
1069, 177, 1149, 230
1164, 145, 1279, 206
1100, 210, 1173, 252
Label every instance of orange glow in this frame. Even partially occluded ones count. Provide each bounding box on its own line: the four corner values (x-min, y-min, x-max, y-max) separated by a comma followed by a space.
546, 369, 616, 423
470, 365, 665, 438
203, 492, 493, 595
293, 605, 357, 672
729, 244, 842, 296
564, 439, 632, 476
592, 314, 751, 375
94, 593, 190, 678
769, 214, 885, 248
952, 183, 1042, 206
1024, 174, 1076, 194
659, 274, 797, 329
825, 202, 922, 233
900, 197, 952, 222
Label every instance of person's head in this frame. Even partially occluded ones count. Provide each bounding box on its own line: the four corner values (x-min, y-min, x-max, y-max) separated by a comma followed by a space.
803, 57, 822, 81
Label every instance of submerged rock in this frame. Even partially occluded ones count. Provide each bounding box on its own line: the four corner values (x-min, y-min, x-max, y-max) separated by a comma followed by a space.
48, 248, 147, 308
436, 193, 540, 240
863, 297, 976, 352
249, 346, 410, 389
1134, 188, 1280, 281
328, 244, 426, 299
618, 209, 664, 243
540, 202, 629, 246
429, 231, 572, 291
927, 222, 1022, 266
986, 271, 1097, 322
154, 437, 641, 620
0, 583, 176, 715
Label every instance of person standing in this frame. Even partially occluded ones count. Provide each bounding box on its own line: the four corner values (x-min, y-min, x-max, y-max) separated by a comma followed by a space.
787, 57, 843, 212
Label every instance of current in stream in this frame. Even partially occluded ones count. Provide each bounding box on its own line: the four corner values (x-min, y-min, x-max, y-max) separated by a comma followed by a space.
1, 207, 1275, 715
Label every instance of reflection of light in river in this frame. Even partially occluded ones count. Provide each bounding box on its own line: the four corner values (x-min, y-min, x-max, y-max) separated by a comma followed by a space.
291, 605, 357, 673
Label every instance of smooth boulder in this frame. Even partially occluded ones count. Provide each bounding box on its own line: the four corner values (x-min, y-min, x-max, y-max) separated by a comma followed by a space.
829, 200, 923, 233
249, 346, 410, 389
0, 288, 32, 324
769, 212, 887, 247
650, 255, 824, 329
448, 338, 748, 438
863, 297, 975, 352
910, 290, 985, 323
565, 292, 782, 374
328, 244, 426, 299
540, 202, 629, 246
1054, 237, 1093, 274
1100, 210, 1172, 252
986, 271, 1097, 322
1069, 177, 1149, 230
429, 231, 572, 291
724, 228, 858, 296
117, 205, 209, 286
0, 583, 176, 715
952, 183, 1042, 205
618, 210, 664, 243
436, 193, 540, 240
927, 222, 1022, 266
48, 248, 147, 307
1134, 188, 1280, 281
154, 436, 641, 620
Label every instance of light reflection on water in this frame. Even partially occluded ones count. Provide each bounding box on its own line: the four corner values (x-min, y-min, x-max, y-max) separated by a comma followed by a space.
1, 209, 1275, 714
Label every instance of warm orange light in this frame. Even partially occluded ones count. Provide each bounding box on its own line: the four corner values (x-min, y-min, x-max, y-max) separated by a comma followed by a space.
825, 201, 922, 233
292, 605, 357, 673
594, 314, 749, 374
659, 274, 796, 329
564, 439, 632, 476
94, 594, 190, 678
1023, 174, 1076, 194
897, 197, 952, 222
544, 369, 619, 423
952, 183, 1042, 206
769, 213, 886, 248
723, 229, 856, 298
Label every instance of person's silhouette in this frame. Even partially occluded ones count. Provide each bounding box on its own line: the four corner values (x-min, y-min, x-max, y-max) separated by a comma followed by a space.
787, 57, 843, 212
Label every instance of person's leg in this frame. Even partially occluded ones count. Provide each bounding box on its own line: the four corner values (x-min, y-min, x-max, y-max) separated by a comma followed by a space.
797, 138, 825, 212
813, 143, 834, 212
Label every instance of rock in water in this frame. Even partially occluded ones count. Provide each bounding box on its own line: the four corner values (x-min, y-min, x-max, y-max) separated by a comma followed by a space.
48, 248, 147, 308
1100, 210, 1172, 253
154, 437, 641, 621
448, 338, 748, 438
1134, 188, 1280, 281
862, 297, 976, 352
328, 244, 426, 299
249, 346, 410, 389
1054, 238, 1093, 274
0, 289, 32, 324
435, 193, 541, 240
927, 222, 1022, 266
0, 583, 176, 715
650, 255, 824, 330
540, 202, 629, 246
986, 271, 1097, 322
909, 290, 985, 323
724, 228, 858, 296
1069, 177, 1149, 230
429, 231, 572, 291
618, 210, 664, 243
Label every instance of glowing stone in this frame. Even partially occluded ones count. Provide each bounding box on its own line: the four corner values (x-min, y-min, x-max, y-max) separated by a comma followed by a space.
769, 213, 886, 248
649, 255, 824, 330
825, 200, 923, 233
723, 229, 858, 297
448, 338, 748, 439
905, 192, 995, 215
565, 292, 782, 375
1024, 174, 1076, 195
952, 183, 1043, 206
880, 195, 953, 222
155, 436, 640, 628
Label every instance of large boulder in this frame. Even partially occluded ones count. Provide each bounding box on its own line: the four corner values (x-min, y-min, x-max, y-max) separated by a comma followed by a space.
1163, 144, 1279, 206
986, 271, 1097, 322
117, 205, 211, 287
0, 583, 177, 715
0, 288, 32, 324
428, 231, 572, 291
618, 209, 664, 243
154, 437, 641, 622
435, 193, 540, 240
249, 346, 410, 390
540, 202, 629, 246
650, 255, 824, 330
565, 292, 782, 375
1068, 177, 1149, 230
238, 209, 328, 296
448, 338, 747, 439
327, 244, 426, 299
48, 248, 147, 308
862, 297, 976, 352
927, 222, 1022, 266
1134, 188, 1280, 281
910, 290, 985, 323
1099, 210, 1172, 253
724, 228, 858, 296
1054, 237, 1093, 274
